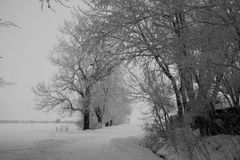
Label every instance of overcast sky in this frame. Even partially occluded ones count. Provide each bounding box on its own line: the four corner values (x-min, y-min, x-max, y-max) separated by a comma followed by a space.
0, 0, 83, 120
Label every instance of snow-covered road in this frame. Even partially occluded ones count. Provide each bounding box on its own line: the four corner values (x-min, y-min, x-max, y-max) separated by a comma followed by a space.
0, 124, 161, 160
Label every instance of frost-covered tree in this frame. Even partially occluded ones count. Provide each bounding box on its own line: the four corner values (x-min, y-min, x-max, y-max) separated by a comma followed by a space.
38, 0, 240, 135
79, 0, 240, 120
91, 67, 131, 127
128, 60, 175, 137
33, 13, 121, 130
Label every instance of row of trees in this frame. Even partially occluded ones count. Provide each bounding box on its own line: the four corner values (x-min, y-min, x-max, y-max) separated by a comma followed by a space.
35, 0, 240, 159
33, 14, 131, 130
76, 0, 240, 127
36, 0, 240, 133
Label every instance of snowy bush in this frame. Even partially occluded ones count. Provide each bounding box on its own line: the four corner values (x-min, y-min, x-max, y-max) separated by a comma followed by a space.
152, 124, 240, 160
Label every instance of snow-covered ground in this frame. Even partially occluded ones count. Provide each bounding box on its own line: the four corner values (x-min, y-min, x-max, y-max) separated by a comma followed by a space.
0, 123, 161, 160
155, 129, 240, 160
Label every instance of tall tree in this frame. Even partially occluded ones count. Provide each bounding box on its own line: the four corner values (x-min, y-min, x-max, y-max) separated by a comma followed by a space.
33, 13, 121, 130
38, 0, 240, 128
82, 0, 240, 119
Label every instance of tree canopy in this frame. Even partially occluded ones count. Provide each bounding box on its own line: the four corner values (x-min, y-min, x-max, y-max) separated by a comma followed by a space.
33, 11, 130, 129
35, 0, 240, 135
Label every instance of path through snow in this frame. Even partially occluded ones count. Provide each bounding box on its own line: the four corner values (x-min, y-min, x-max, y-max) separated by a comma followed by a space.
0, 124, 162, 160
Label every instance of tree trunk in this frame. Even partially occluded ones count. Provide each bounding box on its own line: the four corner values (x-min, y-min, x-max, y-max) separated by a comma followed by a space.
83, 111, 90, 130
83, 85, 92, 130
154, 56, 183, 118
97, 116, 102, 124
95, 107, 103, 124
96, 112, 102, 124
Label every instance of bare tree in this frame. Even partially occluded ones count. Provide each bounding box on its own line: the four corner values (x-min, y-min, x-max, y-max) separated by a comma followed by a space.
127, 60, 175, 137
33, 13, 121, 130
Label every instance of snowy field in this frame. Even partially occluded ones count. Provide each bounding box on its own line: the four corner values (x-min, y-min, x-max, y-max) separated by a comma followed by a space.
0, 123, 161, 160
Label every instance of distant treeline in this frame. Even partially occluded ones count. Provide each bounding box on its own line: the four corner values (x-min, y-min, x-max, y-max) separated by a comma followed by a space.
0, 120, 76, 124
